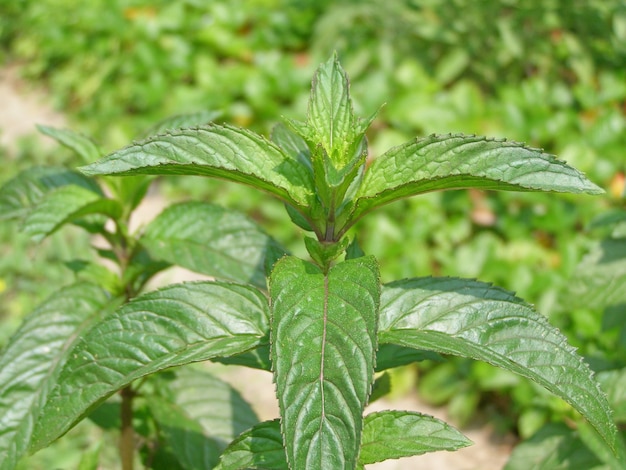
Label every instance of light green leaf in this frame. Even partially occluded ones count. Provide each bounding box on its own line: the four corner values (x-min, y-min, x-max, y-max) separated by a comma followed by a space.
0, 166, 101, 220
80, 123, 314, 208
598, 369, 626, 423
566, 239, 626, 310
37, 125, 101, 163
358, 410, 472, 465
30, 281, 270, 452
214, 419, 286, 470
269, 256, 380, 470
353, 134, 603, 223
378, 277, 618, 452
23, 185, 122, 241
0, 283, 113, 470
270, 122, 311, 171
141, 202, 286, 289
140, 110, 222, 138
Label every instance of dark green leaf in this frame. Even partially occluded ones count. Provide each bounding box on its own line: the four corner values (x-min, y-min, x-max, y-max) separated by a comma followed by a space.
0, 166, 101, 220
271, 122, 312, 171
23, 185, 122, 241
30, 281, 269, 452
215, 419, 286, 470
378, 277, 618, 452
0, 283, 113, 470
37, 125, 101, 163
269, 256, 380, 469
213, 344, 271, 371
375, 343, 442, 371
368, 372, 392, 404
80, 124, 314, 208
358, 410, 472, 465
353, 134, 603, 222
141, 202, 286, 288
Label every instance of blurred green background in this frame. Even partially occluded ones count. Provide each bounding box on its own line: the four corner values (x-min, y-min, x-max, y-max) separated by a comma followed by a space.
1, 0, 625, 465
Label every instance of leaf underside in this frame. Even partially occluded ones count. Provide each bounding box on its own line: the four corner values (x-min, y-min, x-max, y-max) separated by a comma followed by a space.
30, 281, 269, 452
0, 283, 112, 470
378, 277, 618, 452
269, 256, 380, 469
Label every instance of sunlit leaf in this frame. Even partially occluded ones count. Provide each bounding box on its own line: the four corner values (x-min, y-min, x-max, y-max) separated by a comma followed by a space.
0, 283, 113, 470
378, 277, 618, 452
37, 125, 101, 163
30, 281, 269, 452
269, 256, 380, 469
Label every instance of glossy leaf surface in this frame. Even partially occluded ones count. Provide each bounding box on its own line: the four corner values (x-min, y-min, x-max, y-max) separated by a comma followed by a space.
0, 283, 112, 470
80, 124, 314, 207
30, 281, 269, 451
358, 410, 472, 465
378, 277, 617, 452
270, 256, 380, 469
141, 201, 286, 288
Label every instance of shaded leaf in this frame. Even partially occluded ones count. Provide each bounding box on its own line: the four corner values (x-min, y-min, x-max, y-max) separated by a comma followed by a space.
353, 134, 603, 222
141, 202, 286, 289
214, 419, 286, 470
0, 283, 113, 470
80, 124, 314, 208
30, 281, 269, 452
140, 110, 222, 138
598, 369, 626, 423
375, 343, 442, 371
37, 125, 101, 163
269, 256, 380, 469
378, 277, 618, 452
359, 410, 472, 465
23, 185, 122, 241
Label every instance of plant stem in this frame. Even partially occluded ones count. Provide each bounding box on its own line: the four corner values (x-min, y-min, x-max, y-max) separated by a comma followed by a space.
120, 385, 135, 470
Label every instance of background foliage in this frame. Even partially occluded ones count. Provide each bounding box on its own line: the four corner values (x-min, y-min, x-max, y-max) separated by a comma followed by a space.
1, 0, 625, 467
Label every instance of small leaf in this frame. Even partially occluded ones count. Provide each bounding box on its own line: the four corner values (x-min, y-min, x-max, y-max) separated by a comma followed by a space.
269, 256, 380, 469
37, 125, 101, 163
23, 185, 122, 241
378, 277, 618, 452
368, 372, 392, 404
358, 410, 472, 465
353, 134, 603, 224
214, 419, 286, 470
30, 281, 270, 452
0, 166, 101, 220
0, 283, 113, 470
140, 110, 222, 138
80, 123, 314, 208
141, 202, 286, 288
375, 343, 442, 371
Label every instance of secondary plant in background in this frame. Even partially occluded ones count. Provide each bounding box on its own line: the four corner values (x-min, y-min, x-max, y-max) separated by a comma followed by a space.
0, 56, 623, 469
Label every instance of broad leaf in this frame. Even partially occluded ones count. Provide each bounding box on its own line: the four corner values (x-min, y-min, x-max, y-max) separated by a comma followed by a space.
378, 277, 618, 452
140, 110, 222, 138
141, 201, 286, 288
214, 419, 285, 470
358, 410, 472, 465
80, 124, 314, 208
271, 122, 311, 171
269, 256, 380, 470
352, 134, 603, 223
30, 281, 269, 452
23, 185, 122, 241
0, 283, 113, 470
37, 125, 101, 163
0, 166, 100, 220
566, 238, 626, 310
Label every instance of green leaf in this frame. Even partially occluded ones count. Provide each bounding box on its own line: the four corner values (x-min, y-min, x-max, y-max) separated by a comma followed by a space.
0, 283, 113, 470
140, 110, 222, 138
79, 123, 314, 208
598, 369, 626, 423
378, 277, 618, 452
141, 202, 286, 289
30, 281, 270, 452
352, 134, 603, 224
269, 256, 380, 470
22, 185, 123, 241
37, 125, 101, 163
504, 423, 604, 470
270, 122, 312, 172
358, 410, 472, 465
566, 239, 626, 310
375, 343, 442, 371
0, 166, 101, 220
214, 419, 286, 470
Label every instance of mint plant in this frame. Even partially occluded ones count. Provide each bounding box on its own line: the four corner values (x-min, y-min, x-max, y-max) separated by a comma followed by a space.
0, 56, 623, 469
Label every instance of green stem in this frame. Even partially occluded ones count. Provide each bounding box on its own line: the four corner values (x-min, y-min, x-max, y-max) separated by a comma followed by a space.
120, 386, 135, 470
